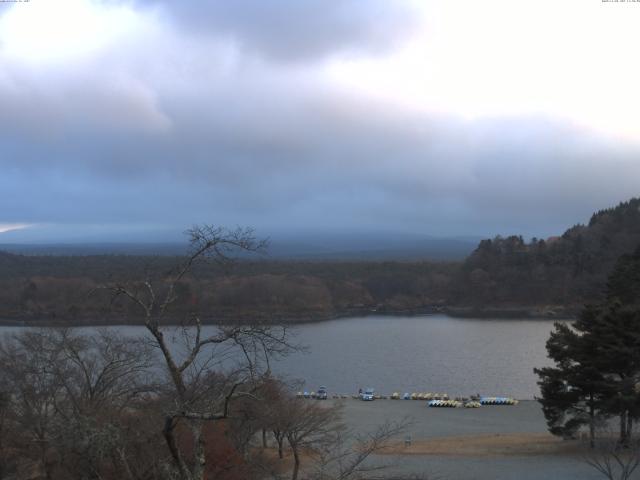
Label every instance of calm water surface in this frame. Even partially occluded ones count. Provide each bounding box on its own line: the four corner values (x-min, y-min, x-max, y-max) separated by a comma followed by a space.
0, 314, 560, 399
280, 314, 558, 399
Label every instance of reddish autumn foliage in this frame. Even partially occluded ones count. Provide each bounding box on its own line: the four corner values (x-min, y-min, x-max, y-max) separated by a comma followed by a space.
171, 419, 251, 480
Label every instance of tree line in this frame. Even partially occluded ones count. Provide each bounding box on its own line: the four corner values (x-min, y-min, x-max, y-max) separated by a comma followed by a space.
453, 198, 640, 310
0, 255, 455, 325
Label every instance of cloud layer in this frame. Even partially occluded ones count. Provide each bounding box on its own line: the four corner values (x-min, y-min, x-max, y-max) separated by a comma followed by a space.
0, 0, 639, 242
133, 0, 417, 61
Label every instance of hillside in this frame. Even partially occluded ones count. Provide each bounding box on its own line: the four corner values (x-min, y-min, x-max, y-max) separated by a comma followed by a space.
451, 198, 640, 314
0, 198, 639, 324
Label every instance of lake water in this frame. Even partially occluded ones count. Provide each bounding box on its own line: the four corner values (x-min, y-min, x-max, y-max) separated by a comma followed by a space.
0, 314, 560, 399
276, 314, 558, 399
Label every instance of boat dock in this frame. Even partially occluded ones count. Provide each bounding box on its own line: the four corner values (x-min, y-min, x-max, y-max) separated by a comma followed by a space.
296, 389, 518, 407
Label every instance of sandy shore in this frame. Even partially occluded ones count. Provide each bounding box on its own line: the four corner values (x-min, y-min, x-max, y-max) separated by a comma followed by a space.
332, 399, 601, 479
337, 398, 586, 457
383, 432, 584, 457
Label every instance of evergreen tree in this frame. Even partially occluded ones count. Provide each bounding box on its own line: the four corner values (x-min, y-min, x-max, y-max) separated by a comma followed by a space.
535, 320, 605, 446
535, 246, 640, 446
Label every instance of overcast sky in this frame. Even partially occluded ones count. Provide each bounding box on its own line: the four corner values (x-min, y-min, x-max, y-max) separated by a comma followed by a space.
1, 0, 639, 243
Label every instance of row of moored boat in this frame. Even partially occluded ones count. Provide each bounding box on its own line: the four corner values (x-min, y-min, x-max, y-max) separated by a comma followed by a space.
296, 390, 518, 406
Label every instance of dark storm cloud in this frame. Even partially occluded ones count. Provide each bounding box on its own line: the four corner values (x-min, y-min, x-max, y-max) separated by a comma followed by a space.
1, 1, 639, 242
1, 76, 638, 241
133, 0, 417, 61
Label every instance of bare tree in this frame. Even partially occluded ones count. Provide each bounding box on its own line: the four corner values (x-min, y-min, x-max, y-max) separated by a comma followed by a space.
281, 398, 341, 480
50, 329, 159, 480
0, 387, 17, 479
311, 418, 422, 480
97, 225, 296, 480
0, 328, 158, 480
584, 433, 640, 480
252, 376, 293, 459
0, 225, 421, 480
50, 329, 154, 415
0, 330, 65, 479
228, 376, 422, 480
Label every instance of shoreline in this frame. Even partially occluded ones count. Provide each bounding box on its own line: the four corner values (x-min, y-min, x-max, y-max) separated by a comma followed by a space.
0, 305, 576, 327
382, 432, 584, 457
334, 399, 598, 479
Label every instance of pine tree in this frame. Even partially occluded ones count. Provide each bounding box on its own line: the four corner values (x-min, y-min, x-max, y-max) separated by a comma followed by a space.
535, 246, 640, 446
535, 319, 605, 446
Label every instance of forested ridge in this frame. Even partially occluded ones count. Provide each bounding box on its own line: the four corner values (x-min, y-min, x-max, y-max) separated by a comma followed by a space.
1, 198, 639, 325
451, 197, 640, 313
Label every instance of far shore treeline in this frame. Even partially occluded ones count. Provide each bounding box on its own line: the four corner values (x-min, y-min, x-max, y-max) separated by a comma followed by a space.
1, 197, 640, 326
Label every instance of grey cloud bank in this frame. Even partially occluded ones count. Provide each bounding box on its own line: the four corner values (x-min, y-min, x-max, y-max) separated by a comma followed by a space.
132, 0, 418, 61
0, 1, 638, 244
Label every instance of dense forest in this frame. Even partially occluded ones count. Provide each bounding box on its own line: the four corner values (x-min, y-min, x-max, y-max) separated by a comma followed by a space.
1, 198, 639, 325
451, 197, 640, 315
